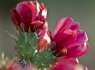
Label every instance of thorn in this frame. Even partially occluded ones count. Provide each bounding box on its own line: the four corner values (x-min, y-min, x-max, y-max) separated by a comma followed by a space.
29, 41, 31, 44
23, 32, 26, 35
22, 54, 24, 57
28, 26, 31, 32
42, 63, 44, 66
44, 52, 52, 57
48, 48, 51, 51
35, 61, 37, 64
27, 52, 30, 54
44, 56, 47, 58
36, 55, 38, 57
20, 46, 22, 47
5, 30, 17, 40
43, 68, 46, 70
52, 50, 56, 53
49, 64, 52, 67
53, 56, 56, 59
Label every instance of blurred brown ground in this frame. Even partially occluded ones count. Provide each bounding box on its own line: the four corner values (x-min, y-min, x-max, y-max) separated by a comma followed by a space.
0, 0, 95, 69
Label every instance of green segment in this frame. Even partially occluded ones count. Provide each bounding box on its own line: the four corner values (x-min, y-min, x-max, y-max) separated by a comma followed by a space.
15, 30, 55, 69
16, 30, 38, 60
31, 49, 55, 69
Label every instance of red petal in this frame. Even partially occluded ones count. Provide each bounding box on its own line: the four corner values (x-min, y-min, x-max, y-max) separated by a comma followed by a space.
10, 9, 21, 26
54, 29, 76, 43
67, 43, 89, 57
76, 29, 88, 43
16, 1, 37, 24
67, 29, 88, 48
37, 38, 47, 51
70, 22, 80, 30
37, 29, 51, 51
40, 3, 45, 11
54, 17, 73, 36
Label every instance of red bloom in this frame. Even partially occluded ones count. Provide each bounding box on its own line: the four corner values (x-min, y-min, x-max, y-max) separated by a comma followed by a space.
10, 1, 47, 32
51, 17, 89, 58
5, 60, 37, 70
50, 58, 88, 70
5, 60, 22, 70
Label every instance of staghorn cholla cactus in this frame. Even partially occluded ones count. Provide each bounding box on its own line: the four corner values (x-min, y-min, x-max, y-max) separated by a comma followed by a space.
0, 0, 91, 70
15, 29, 55, 69
10, 0, 55, 69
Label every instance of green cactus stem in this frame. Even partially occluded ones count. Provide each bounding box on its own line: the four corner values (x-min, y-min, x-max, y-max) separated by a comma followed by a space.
16, 30, 38, 60
15, 30, 55, 69
31, 48, 55, 69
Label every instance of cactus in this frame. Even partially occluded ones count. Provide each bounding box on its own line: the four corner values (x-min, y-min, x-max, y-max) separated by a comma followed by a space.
16, 30, 38, 60
31, 48, 55, 69
15, 30, 55, 69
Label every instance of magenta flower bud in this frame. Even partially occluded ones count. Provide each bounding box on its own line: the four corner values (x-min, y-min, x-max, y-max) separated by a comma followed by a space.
10, 1, 47, 32
37, 28, 51, 51
51, 17, 89, 58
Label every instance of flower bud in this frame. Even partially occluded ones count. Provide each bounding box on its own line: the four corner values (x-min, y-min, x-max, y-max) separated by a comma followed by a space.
37, 28, 51, 51
10, 1, 47, 32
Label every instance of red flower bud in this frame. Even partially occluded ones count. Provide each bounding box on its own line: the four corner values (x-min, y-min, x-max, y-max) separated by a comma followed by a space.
10, 1, 47, 32
37, 28, 51, 51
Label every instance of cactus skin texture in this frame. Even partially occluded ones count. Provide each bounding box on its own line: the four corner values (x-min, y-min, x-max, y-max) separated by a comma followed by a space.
15, 30, 55, 69
16, 30, 38, 60
31, 48, 55, 69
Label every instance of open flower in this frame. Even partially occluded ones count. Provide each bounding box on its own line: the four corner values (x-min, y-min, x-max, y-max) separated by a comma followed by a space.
51, 17, 89, 58
10, 1, 47, 32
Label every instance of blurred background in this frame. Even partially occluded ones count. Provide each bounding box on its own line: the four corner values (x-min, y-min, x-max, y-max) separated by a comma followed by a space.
0, 0, 95, 69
